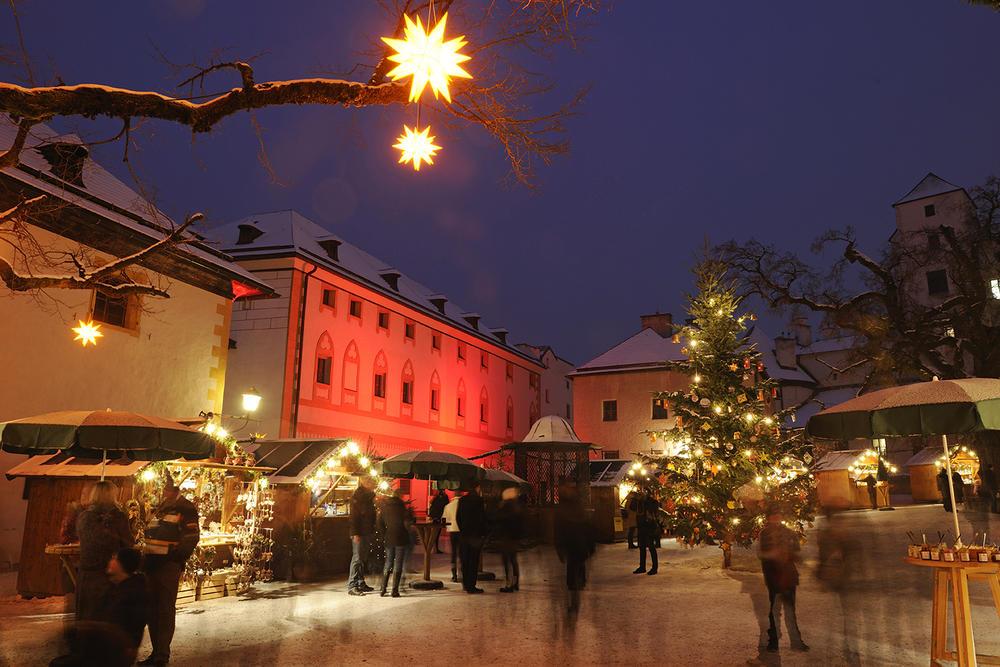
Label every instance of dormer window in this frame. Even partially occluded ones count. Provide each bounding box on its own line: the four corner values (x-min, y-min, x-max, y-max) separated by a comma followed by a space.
318, 238, 341, 261
38, 142, 88, 187
429, 295, 448, 314
379, 269, 401, 291
236, 223, 265, 245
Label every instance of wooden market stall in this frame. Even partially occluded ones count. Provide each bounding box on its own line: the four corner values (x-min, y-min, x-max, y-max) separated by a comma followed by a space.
812, 449, 891, 510
905, 445, 980, 503
588, 459, 632, 543
5, 453, 275, 601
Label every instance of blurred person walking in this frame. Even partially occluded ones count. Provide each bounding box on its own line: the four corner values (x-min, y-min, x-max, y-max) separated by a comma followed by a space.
443, 491, 462, 582
554, 484, 595, 613
378, 489, 410, 598
140, 476, 200, 666
429, 488, 449, 554
863, 473, 878, 510
633, 490, 660, 575
495, 487, 525, 592
75, 480, 133, 622
621, 488, 641, 549
347, 477, 377, 596
457, 481, 488, 594
758, 506, 808, 654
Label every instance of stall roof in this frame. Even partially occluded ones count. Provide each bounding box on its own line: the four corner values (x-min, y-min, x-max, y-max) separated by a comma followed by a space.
905, 447, 942, 468
5, 453, 147, 480
252, 438, 349, 485
589, 459, 631, 487
811, 450, 865, 473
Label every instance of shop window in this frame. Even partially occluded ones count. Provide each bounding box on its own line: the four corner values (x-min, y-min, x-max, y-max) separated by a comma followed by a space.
405, 321, 416, 340
322, 288, 336, 308
316, 357, 332, 385
602, 400, 618, 422
652, 398, 669, 420
349, 299, 362, 318
377, 310, 390, 331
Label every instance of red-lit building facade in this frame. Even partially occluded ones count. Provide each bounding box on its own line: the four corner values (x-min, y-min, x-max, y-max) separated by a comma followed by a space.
215, 211, 544, 463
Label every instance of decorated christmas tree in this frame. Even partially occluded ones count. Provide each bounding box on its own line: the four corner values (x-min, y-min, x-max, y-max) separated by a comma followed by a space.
645, 260, 815, 567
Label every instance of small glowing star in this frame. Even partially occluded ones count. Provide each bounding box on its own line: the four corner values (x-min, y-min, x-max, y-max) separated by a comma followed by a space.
394, 124, 441, 171
72, 320, 103, 346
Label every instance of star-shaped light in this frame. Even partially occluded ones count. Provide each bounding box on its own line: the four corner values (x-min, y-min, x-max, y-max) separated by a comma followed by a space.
72, 320, 103, 346
381, 12, 472, 103
393, 124, 441, 171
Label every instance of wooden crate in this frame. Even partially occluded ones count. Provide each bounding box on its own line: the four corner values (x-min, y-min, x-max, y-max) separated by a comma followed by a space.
197, 572, 229, 601
176, 582, 197, 607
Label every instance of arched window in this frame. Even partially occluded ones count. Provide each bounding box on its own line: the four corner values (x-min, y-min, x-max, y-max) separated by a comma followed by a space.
401, 359, 415, 418
373, 350, 388, 414
456, 378, 467, 428
429, 370, 441, 424
313, 331, 333, 402
479, 386, 489, 432
341, 340, 360, 407
505, 396, 514, 437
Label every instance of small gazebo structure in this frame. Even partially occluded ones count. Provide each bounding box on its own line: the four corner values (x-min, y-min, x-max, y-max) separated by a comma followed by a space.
502, 416, 595, 505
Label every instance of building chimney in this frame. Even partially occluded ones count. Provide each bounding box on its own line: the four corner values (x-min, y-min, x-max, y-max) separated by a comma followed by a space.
791, 316, 812, 347
491, 328, 509, 344
774, 335, 798, 369
640, 312, 674, 338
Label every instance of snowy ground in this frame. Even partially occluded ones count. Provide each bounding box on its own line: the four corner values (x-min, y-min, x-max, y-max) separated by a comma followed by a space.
2, 504, 1000, 666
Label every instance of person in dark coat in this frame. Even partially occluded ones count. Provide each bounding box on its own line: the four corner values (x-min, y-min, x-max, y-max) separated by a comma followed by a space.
758, 507, 808, 653
554, 483, 595, 613
938, 468, 954, 512
953, 469, 966, 507
378, 490, 410, 597
495, 487, 525, 593
633, 491, 660, 575
140, 476, 200, 667
428, 489, 449, 553
863, 474, 878, 510
100, 547, 149, 661
347, 477, 377, 596
75, 481, 133, 622
981, 463, 998, 513
456, 482, 488, 594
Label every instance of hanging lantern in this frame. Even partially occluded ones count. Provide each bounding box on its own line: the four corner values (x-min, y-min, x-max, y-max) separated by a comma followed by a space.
381, 12, 472, 103
394, 124, 441, 170
72, 320, 103, 347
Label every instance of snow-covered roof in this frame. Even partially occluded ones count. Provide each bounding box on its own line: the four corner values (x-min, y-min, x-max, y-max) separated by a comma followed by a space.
747, 327, 812, 383
812, 449, 865, 472
211, 211, 540, 365
0, 117, 272, 297
522, 415, 583, 443
571, 328, 686, 375
893, 172, 965, 207
797, 336, 860, 356
5, 453, 147, 480
905, 447, 943, 468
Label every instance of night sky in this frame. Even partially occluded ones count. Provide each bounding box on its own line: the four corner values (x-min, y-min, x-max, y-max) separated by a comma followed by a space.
5, 1, 999, 365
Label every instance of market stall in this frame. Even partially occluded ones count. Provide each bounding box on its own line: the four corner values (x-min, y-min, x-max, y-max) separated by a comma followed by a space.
588, 459, 632, 543
906, 445, 979, 503
5, 453, 275, 601
812, 449, 894, 509
252, 438, 388, 580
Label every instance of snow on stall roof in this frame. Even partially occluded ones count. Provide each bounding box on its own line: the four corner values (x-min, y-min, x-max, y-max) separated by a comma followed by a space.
209, 211, 540, 364
892, 172, 965, 207
812, 449, 865, 472
0, 117, 270, 292
573, 328, 685, 374
905, 447, 944, 468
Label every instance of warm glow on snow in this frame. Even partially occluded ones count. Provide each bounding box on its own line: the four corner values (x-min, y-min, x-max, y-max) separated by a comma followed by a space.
394, 124, 441, 171
382, 12, 472, 103
71, 320, 103, 346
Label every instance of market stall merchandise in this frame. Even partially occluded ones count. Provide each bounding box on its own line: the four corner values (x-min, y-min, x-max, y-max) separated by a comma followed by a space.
812, 449, 893, 510
906, 445, 979, 503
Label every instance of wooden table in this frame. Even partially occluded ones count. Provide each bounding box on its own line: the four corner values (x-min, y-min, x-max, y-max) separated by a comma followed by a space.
412, 521, 444, 590
44, 543, 80, 587
906, 557, 1000, 666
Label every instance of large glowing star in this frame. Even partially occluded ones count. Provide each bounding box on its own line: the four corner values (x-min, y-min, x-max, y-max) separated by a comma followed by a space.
381, 12, 472, 103
393, 125, 441, 171
72, 320, 103, 346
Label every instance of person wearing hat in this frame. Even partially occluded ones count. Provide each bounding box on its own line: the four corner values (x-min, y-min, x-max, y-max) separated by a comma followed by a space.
140, 476, 200, 666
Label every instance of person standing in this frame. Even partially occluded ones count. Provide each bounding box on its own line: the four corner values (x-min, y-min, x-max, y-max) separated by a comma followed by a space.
633, 490, 659, 575
428, 489, 449, 554
75, 481, 133, 622
554, 483, 595, 614
347, 477, 377, 596
495, 487, 524, 593
622, 489, 640, 549
140, 476, 199, 667
863, 473, 878, 510
952, 469, 966, 510
101, 548, 149, 663
758, 507, 808, 654
938, 468, 953, 512
378, 490, 409, 598
456, 482, 487, 594
981, 463, 998, 513
443, 492, 462, 582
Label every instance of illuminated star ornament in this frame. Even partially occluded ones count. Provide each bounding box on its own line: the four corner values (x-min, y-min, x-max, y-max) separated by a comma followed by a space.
72, 320, 103, 346
393, 125, 441, 171
382, 12, 472, 103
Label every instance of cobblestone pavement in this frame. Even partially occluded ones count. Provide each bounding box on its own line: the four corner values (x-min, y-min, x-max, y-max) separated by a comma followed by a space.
2, 504, 999, 666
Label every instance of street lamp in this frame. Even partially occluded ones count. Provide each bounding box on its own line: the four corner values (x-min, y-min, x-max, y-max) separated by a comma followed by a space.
242, 387, 262, 415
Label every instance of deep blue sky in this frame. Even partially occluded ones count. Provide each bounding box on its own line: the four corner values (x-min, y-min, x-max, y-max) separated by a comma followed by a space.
5, 1, 999, 364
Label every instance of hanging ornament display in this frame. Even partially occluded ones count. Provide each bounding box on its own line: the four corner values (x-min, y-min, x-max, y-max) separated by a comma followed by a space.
393, 124, 441, 171
72, 320, 103, 347
743, 358, 751, 369
737, 394, 747, 404
699, 398, 711, 407
381, 12, 472, 103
